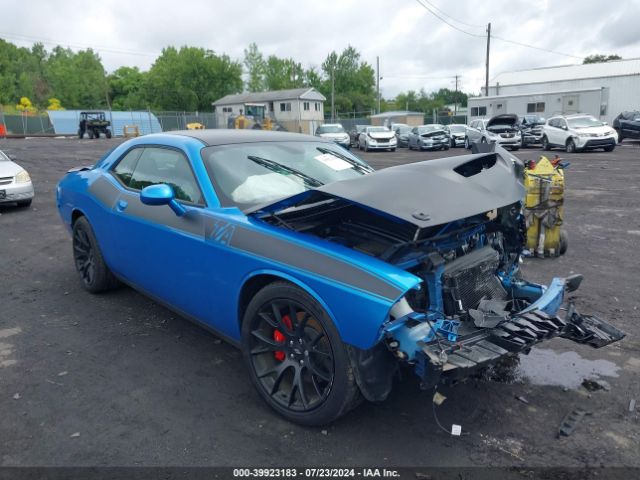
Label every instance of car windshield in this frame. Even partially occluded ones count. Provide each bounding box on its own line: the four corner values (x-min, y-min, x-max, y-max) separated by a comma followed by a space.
567, 116, 605, 128
366, 126, 389, 133
355, 125, 366, 132
396, 126, 411, 134
317, 125, 345, 134
202, 141, 373, 211
524, 115, 545, 124
448, 125, 466, 133
418, 126, 440, 133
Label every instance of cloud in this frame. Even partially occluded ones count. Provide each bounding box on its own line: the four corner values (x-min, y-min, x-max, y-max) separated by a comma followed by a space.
0, 0, 638, 97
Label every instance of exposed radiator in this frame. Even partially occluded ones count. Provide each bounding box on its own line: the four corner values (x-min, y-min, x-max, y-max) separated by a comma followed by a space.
442, 246, 507, 316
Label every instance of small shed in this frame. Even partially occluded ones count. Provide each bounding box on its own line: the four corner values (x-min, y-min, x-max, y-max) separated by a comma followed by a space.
370, 111, 424, 127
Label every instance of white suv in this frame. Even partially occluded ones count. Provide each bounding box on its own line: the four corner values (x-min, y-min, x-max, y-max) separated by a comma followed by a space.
541, 114, 618, 153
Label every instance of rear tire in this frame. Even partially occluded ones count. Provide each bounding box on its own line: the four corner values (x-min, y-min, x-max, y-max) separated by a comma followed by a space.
615, 129, 622, 143
241, 282, 362, 426
72, 216, 119, 293
106, 130, 112, 139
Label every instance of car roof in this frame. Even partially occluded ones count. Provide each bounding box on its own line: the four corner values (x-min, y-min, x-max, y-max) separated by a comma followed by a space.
320, 123, 343, 127
164, 129, 326, 146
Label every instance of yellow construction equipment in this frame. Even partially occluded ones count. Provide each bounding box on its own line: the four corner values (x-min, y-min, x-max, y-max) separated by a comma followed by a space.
523, 155, 568, 257
186, 122, 205, 130
228, 103, 282, 131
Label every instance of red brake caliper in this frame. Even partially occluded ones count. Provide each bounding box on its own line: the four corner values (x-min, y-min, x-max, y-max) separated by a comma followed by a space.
273, 314, 293, 361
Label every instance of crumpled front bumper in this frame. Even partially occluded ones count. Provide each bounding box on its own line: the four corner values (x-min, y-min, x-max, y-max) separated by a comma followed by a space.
384, 276, 625, 389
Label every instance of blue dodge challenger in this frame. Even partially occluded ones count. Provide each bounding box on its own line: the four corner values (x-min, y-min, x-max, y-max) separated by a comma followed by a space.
57, 130, 624, 425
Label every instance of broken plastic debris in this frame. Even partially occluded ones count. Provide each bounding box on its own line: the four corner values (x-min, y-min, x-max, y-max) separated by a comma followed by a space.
58, 371, 68, 377
70, 432, 80, 438
558, 408, 591, 438
433, 391, 447, 406
451, 424, 462, 436
515, 395, 529, 404
629, 399, 636, 413
13, 393, 20, 400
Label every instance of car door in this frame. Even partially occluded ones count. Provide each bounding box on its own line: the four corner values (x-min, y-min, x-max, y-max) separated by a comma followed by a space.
468, 121, 480, 142
546, 119, 560, 145
108, 145, 214, 320
554, 118, 568, 145
409, 127, 417, 147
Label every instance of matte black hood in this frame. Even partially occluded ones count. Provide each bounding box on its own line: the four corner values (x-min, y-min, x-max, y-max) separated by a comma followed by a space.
487, 114, 519, 128
251, 151, 525, 230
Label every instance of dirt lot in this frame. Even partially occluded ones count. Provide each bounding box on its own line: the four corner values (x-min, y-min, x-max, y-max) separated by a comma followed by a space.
1, 137, 639, 469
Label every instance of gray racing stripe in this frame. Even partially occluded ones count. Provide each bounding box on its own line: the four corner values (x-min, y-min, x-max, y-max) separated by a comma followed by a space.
231, 226, 402, 301
121, 192, 204, 236
89, 176, 119, 208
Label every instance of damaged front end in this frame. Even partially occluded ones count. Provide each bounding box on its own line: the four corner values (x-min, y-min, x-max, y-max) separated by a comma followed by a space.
252, 149, 625, 394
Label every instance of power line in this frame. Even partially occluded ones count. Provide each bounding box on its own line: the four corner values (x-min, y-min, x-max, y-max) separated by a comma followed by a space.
0, 31, 159, 58
420, 0, 485, 29
492, 35, 584, 60
413, 0, 485, 37
412, 0, 584, 60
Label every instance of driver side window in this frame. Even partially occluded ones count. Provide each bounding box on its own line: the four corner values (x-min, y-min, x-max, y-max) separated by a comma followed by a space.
114, 147, 204, 205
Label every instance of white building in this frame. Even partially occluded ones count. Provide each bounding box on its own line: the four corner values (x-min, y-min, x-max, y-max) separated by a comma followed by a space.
212, 87, 326, 134
468, 58, 640, 123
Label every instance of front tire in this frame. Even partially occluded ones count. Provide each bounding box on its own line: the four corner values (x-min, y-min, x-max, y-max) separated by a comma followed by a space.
464, 137, 470, 149
17, 199, 32, 207
241, 282, 361, 426
603, 145, 615, 152
72, 216, 119, 293
542, 136, 550, 151
566, 138, 577, 153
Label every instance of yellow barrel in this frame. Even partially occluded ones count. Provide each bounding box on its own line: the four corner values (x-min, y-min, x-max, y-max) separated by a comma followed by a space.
523, 156, 565, 257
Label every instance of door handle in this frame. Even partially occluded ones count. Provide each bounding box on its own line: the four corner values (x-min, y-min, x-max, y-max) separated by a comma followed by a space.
117, 199, 128, 211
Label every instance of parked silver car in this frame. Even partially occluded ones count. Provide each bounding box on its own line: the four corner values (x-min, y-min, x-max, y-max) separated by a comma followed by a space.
447, 124, 466, 147
407, 125, 450, 151
358, 126, 397, 152
0, 150, 34, 207
315, 123, 351, 149
465, 115, 521, 151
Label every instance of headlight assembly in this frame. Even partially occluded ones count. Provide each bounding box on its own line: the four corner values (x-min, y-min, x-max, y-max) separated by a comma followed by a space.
15, 169, 31, 183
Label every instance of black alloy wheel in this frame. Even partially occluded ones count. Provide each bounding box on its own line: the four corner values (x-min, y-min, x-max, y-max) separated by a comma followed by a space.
72, 216, 119, 293
242, 282, 361, 425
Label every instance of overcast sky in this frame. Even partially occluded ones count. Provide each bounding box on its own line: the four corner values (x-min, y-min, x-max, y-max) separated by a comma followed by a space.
2, 0, 640, 98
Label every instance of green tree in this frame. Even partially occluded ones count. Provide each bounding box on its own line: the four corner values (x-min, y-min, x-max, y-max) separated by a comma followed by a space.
145, 46, 242, 110
45, 47, 107, 109
264, 56, 304, 90
243, 42, 266, 92
320, 46, 376, 115
108, 66, 147, 110
583, 54, 622, 64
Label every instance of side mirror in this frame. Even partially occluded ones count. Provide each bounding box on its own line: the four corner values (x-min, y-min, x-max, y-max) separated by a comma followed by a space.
562, 126, 568, 130
140, 184, 186, 216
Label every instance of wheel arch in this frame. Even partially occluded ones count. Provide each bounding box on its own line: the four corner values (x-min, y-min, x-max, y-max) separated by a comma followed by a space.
237, 269, 338, 333
71, 208, 87, 225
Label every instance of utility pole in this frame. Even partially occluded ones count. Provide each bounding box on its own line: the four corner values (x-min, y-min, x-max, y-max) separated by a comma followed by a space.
454, 74, 460, 115
331, 65, 335, 123
485, 22, 491, 96
376, 56, 380, 114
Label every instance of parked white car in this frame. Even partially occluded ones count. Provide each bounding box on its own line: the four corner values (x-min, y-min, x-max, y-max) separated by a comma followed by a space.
358, 126, 397, 152
0, 149, 34, 207
315, 123, 350, 149
465, 115, 521, 151
541, 114, 618, 153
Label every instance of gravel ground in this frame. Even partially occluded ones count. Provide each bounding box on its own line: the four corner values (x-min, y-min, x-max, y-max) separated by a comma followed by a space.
0, 136, 639, 469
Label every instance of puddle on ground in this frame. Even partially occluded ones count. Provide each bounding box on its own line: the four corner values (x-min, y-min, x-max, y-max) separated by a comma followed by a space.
513, 348, 620, 389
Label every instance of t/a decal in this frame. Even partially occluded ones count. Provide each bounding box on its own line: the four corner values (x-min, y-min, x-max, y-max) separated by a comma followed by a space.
209, 221, 236, 245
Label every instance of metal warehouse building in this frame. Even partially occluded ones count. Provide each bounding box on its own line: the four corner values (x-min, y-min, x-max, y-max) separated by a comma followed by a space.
469, 58, 640, 124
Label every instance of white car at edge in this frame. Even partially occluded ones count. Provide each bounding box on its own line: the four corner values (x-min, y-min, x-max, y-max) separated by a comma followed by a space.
541, 114, 618, 153
0, 149, 34, 207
